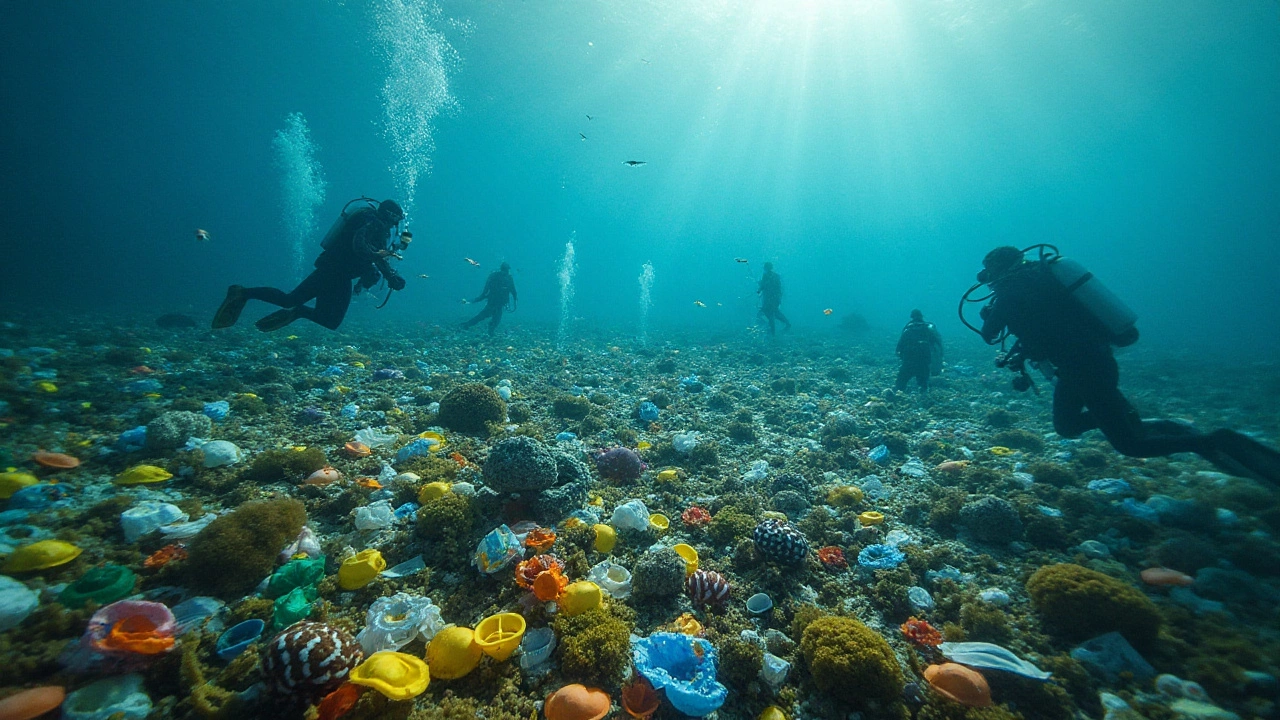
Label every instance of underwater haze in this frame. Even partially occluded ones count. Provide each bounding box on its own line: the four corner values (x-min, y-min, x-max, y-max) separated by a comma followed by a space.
2, 0, 1278, 352
4, 4, 1280, 720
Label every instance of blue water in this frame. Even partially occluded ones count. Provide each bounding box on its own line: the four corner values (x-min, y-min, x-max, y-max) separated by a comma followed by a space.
2, 1, 1277, 352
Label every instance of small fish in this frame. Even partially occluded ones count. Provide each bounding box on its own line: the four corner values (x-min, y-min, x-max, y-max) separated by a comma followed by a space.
641, 58, 650, 64
935, 460, 970, 474
465, 257, 481, 266
418, 274, 430, 279
585, 114, 593, 121
716, 302, 722, 307
734, 257, 748, 263
823, 308, 833, 315
623, 160, 646, 166
194, 228, 210, 242
285, 334, 299, 340
579, 132, 587, 141
693, 300, 706, 308
461, 298, 470, 305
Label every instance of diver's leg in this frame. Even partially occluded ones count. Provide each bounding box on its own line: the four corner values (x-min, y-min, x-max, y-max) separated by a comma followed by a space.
462, 306, 491, 329
895, 364, 911, 391
245, 270, 324, 308
776, 309, 791, 330
212, 285, 249, 328
1051, 379, 1094, 439
1207, 430, 1280, 485
300, 273, 353, 330
254, 271, 334, 332
765, 308, 777, 336
917, 365, 929, 393
487, 304, 504, 335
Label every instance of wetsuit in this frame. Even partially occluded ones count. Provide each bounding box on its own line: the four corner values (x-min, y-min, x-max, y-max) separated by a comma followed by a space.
463, 269, 517, 335
241, 208, 403, 330
896, 320, 942, 392
757, 270, 791, 335
980, 263, 1212, 458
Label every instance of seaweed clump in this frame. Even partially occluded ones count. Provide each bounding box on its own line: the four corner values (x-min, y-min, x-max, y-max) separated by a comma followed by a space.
552, 604, 635, 687
416, 492, 476, 564
552, 395, 592, 420
185, 498, 307, 599
708, 507, 757, 546
799, 615, 905, 709
437, 383, 506, 434
240, 447, 327, 483
1026, 564, 1161, 649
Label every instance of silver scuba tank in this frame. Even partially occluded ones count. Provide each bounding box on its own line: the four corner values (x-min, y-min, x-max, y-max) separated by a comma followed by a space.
1046, 257, 1138, 345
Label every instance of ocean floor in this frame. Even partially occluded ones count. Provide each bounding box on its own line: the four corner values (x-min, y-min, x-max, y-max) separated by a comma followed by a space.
1, 314, 1278, 720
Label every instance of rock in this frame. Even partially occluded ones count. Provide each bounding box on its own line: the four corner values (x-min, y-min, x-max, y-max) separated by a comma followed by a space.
145, 411, 212, 452
959, 496, 1023, 544
1070, 632, 1155, 683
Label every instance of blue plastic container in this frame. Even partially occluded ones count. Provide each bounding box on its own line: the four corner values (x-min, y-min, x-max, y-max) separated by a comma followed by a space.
632, 632, 727, 717
216, 619, 265, 661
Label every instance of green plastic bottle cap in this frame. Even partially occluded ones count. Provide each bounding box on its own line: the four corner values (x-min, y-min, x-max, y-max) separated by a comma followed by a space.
59, 564, 136, 608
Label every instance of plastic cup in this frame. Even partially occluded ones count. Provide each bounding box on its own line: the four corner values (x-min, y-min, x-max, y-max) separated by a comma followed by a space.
474, 612, 526, 662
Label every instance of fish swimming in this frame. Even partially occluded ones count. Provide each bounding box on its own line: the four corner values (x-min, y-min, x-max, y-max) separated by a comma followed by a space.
823, 308, 833, 315
693, 301, 706, 307
586, 114, 593, 121
623, 160, 646, 166
465, 258, 481, 266
579, 132, 587, 141
418, 274, 430, 279
194, 229, 210, 242
735, 258, 748, 263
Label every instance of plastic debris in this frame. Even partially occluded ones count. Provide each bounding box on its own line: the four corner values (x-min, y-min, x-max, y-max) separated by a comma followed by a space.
937, 641, 1052, 681
632, 632, 727, 716
474, 525, 523, 574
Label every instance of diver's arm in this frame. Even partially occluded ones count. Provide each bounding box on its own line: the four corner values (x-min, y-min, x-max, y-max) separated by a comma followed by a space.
473, 277, 491, 303
510, 280, 518, 302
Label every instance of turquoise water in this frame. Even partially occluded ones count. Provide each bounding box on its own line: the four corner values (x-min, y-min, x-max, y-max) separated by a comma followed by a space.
2, 1, 1277, 352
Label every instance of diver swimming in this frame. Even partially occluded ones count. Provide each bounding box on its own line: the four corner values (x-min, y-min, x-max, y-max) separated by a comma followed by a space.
756, 262, 792, 336
961, 244, 1280, 485
462, 261, 518, 335
895, 309, 944, 393
211, 197, 409, 332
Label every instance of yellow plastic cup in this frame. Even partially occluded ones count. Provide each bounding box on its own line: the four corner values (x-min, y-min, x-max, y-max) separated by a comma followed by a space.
649, 513, 670, 532
338, 549, 386, 590
418, 481, 452, 503
473, 612, 526, 662
418, 431, 448, 452
672, 543, 699, 577
593, 524, 616, 553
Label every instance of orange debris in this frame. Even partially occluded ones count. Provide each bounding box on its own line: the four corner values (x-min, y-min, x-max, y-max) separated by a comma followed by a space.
524, 528, 557, 552
144, 544, 188, 570
32, 451, 81, 469
900, 617, 943, 649
620, 676, 660, 719
317, 682, 363, 720
925, 663, 992, 707
100, 615, 175, 655
344, 441, 372, 458
1140, 567, 1195, 587
532, 567, 568, 602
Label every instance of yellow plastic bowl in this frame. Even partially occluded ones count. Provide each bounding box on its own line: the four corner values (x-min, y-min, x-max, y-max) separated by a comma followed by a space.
648, 513, 670, 532
858, 511, 886, 526
427, 626, 482, 680
418, 431, 448, 452
338, 549, 386, 590
593, 524, 616, 554
349, 651, 430, 700
474, 612, 526, 662
672, 543, 699, 577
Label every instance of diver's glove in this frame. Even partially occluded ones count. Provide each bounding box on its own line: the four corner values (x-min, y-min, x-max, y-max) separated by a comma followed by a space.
386, 271, 406, 291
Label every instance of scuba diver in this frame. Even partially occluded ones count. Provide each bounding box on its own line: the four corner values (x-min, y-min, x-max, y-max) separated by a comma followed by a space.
895, 309, 944, 393
462, 262, 517, 335
212, 198, 409, 332
757, 262, 791, 336
961, 244, 1280, 485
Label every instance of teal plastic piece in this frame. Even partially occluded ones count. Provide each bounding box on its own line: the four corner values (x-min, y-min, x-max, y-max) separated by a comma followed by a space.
265, 555, 325, 599
632, 632, 727, 716
271, 585, 317, 630
59, 564, 136, 608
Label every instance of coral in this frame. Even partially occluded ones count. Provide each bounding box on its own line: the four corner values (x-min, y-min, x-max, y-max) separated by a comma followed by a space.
552, 395, 592, 420
1028, 462, 1076, 488
686, 440, 720, 468
800, 615, 905, 708
593, 447, 644, 482
482, 436, 558, 493
915, 697, 1024, 720
437, 383, 506, 434
416, 492, 475, 553
991, 429, 1046, 453
185, 499, 307, 599
959, 497, 1024, 544
145, 410, 213, 452
1026, 564, 1162, 648
727, 421, 757, 443
552, 604, 634, 687
240, 447, 328, 483
984, 408, 1019, 428
229, 394, 267, 417
632, 547, 688, 600
718, 637, 764, 690
960, 602, 1013, 644
398, 455, 459, 484
771, 490, 810, 518
708, 507, 757, 546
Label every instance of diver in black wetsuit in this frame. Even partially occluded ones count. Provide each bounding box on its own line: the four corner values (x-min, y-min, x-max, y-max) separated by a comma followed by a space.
462, 262, 517, 335
896, 309, 943, 393
970, 245, 1280, 485
757, 262, 791, 336
212, 198, 409, 332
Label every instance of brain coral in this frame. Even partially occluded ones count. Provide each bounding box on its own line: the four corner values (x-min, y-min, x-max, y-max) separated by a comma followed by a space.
1026, 563, 1162, 649
482, 436, 558, 493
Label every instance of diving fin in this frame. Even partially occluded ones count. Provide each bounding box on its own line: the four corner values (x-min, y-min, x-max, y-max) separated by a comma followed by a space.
255, 307, 299, 332
212, 285, 248, 329
1205, 429, 1280, 486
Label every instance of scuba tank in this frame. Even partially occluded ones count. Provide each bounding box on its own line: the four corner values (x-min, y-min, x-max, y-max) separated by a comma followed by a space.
1044, 256, 1139, 346
320, 197, 378, 251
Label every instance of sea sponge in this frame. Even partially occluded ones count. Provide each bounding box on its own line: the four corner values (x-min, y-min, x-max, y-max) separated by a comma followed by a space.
631, 547, 688, 600
483, 436, 558, 493
718, 637, 764, 690
437, 383, 506, 434
240, 447, 328, 483
145, 410, 213, 452
185, 499, 306, 599
959, 496, 1024, 544
1026, 564, 1162, 648
708, 507, 757, 546
800, 615, 905, 708
990, 429, 1046, 453
553, 604, 634, 687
